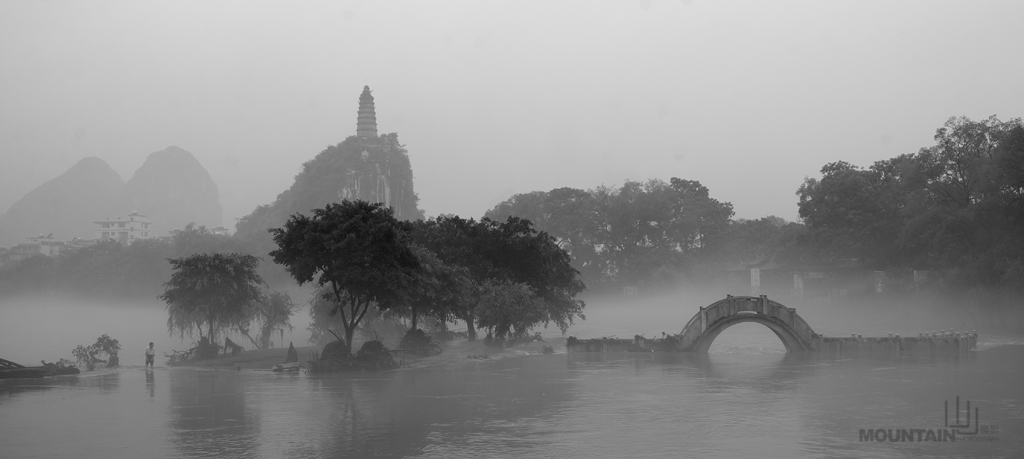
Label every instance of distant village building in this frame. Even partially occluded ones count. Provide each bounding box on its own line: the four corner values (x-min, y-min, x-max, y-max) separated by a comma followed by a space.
94, 211, 153, 244
1, 234, 66, 265
726, 253, 870, 300
210, 225, 231, 236
356, 85, 378, 139
0, 234, 99, 267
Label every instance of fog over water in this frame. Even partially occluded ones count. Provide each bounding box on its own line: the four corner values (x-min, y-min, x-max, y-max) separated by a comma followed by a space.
3, 290, 1021, 367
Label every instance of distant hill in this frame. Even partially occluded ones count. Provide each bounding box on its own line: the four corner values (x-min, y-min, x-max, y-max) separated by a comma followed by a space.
0, 146, 224, 247
0, 157, 124, 247
235, 133, 424, 256
121, 146, 222, 236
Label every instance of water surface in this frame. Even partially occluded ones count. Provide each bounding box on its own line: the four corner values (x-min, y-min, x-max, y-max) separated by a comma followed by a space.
2, 294, 1022, 458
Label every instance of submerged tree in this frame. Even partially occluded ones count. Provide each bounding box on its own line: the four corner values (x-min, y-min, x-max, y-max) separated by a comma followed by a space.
269, 200, 420, 354
159, 253, 264, 357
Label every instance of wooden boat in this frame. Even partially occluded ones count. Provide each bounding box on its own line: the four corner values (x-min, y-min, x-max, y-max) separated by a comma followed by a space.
271, 362, 301, 372
0, 357, 80, 379
0, 367, 49, 379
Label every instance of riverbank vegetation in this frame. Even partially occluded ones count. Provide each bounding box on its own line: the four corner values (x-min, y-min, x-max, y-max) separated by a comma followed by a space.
485, 115, 1024, 329
159, 253, 298, 363
72, 334, 120, 370
166, 345, 315, 370
270, 201, 585, 359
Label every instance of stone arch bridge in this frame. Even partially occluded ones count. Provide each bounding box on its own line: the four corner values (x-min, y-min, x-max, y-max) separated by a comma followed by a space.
566, 295, 977, 354
677, 295, 817, 352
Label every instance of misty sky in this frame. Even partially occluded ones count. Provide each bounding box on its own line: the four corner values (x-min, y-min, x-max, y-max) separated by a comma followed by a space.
2, 1, 1023, 227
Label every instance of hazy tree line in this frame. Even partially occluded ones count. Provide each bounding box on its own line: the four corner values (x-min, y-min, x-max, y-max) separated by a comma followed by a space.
0, 224, 251, 298
485, 178, 802, 290
485, 116, 1024, 302
797, 116, 1024, 289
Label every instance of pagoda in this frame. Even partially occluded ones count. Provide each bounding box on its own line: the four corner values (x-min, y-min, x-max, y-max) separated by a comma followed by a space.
356, 85, 378, 138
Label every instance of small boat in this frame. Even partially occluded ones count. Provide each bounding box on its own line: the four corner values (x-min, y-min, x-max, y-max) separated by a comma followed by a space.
0, 367, 49, 379
0, 357, 79, 379
271, 362, 301, 372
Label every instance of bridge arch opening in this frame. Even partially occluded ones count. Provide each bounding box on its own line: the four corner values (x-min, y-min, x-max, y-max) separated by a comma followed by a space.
693, 314, 807, 353
706, 321, 787, 353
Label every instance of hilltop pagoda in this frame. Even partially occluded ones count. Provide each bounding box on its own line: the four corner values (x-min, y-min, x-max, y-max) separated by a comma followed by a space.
356, 85, 378, 139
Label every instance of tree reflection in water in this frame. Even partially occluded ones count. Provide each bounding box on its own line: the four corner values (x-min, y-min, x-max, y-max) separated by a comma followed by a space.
160, 357, 579, 458
306, 356, 577, 457
167, 369, 261, 458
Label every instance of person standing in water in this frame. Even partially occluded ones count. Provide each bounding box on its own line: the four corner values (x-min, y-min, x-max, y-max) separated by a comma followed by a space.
145, 342, 155, 368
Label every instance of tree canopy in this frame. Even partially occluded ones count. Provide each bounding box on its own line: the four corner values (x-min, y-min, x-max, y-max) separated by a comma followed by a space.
269, 200, 420, 353
159, 252, 264, 354
485, 178, 734, 289
797, 115, 1024, 291
411, 215, 586, 342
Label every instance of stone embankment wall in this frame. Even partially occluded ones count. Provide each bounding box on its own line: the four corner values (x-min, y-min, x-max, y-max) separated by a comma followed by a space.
565, 335, 676, 353
812, 331, 977, 354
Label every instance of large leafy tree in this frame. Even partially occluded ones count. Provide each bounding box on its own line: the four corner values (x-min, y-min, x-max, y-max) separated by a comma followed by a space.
269, 200, 420, 354
486, 178, 733, 288
797, 161, 896, 265
398, 245, 472, 331
486, 188, 604, 282
917, 115, 1015, 208
797, 115, 1024, 292
411, 215, 585, 341
717, 216, 806, 266
159, 253, 264, 352
667, 178, 735, 255
475, 279, 544, 342
409, 216, 485, 339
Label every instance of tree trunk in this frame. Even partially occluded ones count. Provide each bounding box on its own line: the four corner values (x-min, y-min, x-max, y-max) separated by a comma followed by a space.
259, 324, 273, 349
242, 331, 261, 350
465, 317, 477, 341
344, 324, 355, 356
208, 320, 216, 348
411, 306, 419, 331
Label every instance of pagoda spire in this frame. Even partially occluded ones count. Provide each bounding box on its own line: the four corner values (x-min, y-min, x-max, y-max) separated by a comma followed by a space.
356, 86, 377, 138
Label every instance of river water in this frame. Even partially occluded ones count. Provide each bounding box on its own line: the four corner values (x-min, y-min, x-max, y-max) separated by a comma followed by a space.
2, 294, 1023, 458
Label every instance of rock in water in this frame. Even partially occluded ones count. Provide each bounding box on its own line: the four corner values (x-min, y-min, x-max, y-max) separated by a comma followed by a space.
121, 146, 222, 237
0, 157, 124, 247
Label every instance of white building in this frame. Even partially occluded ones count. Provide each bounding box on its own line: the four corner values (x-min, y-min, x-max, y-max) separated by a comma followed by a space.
94, 211, 154, 244
0, 234, 66, 266
210, 226, 231, 236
